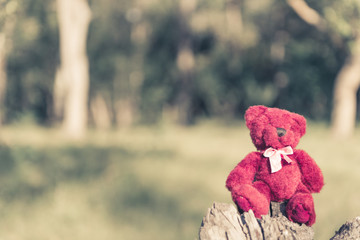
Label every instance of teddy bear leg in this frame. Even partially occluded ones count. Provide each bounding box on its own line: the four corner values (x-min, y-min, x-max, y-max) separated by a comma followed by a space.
232, 181, 271, 218
286, 193, 315, 226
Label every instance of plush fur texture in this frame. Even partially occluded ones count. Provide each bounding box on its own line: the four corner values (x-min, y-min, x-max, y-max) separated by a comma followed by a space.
226, 105, 324, 226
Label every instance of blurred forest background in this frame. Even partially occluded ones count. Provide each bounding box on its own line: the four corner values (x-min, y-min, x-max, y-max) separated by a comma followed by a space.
0, 0, 360, 239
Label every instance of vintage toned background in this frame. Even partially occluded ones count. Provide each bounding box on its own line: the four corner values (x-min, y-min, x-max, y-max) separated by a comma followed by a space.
0, 0, 360, 239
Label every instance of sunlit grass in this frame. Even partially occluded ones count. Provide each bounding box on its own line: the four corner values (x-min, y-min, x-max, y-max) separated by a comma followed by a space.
0, 122, 359, 239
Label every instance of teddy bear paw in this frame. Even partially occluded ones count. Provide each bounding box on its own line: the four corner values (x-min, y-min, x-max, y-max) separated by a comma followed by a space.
235, 196, 252, 213
286, 194, 315, 226
232, 184, 270, 218
289, 203, 310, 223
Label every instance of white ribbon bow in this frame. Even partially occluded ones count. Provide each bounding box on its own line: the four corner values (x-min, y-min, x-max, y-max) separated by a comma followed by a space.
263, 146, 293, 173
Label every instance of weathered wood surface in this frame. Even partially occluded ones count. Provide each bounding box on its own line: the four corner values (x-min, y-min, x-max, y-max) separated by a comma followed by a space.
199, 202, 314, 240
199, 202, 360, 240
330, 216, 360, 240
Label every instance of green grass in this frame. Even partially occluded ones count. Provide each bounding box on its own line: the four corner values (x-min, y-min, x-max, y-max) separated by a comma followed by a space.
0, 122, 359, 239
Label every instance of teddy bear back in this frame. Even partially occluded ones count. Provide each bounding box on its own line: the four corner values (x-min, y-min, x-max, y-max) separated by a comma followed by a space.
244, 105, 307, 150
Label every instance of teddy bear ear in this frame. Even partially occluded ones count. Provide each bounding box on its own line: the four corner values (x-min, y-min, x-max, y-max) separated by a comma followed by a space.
292, 113, 307, 136
245, 105, 267, 128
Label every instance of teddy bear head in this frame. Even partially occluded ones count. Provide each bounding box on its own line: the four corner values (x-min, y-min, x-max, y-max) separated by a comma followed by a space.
245, 105, 306, 150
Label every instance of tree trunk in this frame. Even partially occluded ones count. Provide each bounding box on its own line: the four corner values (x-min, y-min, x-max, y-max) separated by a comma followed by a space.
331, 37, 360, 139
90, 94, 112, 130
114, 15, 146, 129
56, 0, 91, 139
115, 99, 135, 129
175, 0, 196, 125
199, 202, 314, 240
176, 44, 195, 125
0, 1, 17, 126
286, 0, 360, 139
0, 33, 7, 125
53, 67, 65, 121
225, 0, 243, 49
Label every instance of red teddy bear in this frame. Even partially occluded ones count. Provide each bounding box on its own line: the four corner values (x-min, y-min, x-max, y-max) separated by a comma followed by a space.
226, 105, 324, 226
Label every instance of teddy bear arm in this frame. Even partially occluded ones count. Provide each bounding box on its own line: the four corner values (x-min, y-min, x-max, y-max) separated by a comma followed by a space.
294, 150, 324, 193
226, 152, 261, 191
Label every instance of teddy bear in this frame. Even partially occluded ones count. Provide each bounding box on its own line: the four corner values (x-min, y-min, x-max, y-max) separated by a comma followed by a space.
226, 105, 324, 226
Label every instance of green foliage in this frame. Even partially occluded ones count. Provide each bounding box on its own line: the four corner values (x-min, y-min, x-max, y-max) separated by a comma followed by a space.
5, 0, 58, 124
3, 0, 360, 125
324, 0, 360, 38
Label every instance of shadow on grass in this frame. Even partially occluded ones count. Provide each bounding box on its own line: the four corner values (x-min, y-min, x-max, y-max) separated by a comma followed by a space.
109, 173, 180, 220
0, 145, 175, 201
106, 172, 204, 239
0, 144, 204, 239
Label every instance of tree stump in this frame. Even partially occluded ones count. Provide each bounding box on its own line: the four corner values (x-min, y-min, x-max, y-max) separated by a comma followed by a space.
330, 216, 360, 240
199, 202, 360, 239
199, 202, 314, 240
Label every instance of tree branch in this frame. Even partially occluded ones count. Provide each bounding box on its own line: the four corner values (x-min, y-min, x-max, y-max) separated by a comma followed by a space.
286, 0, 327, 32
